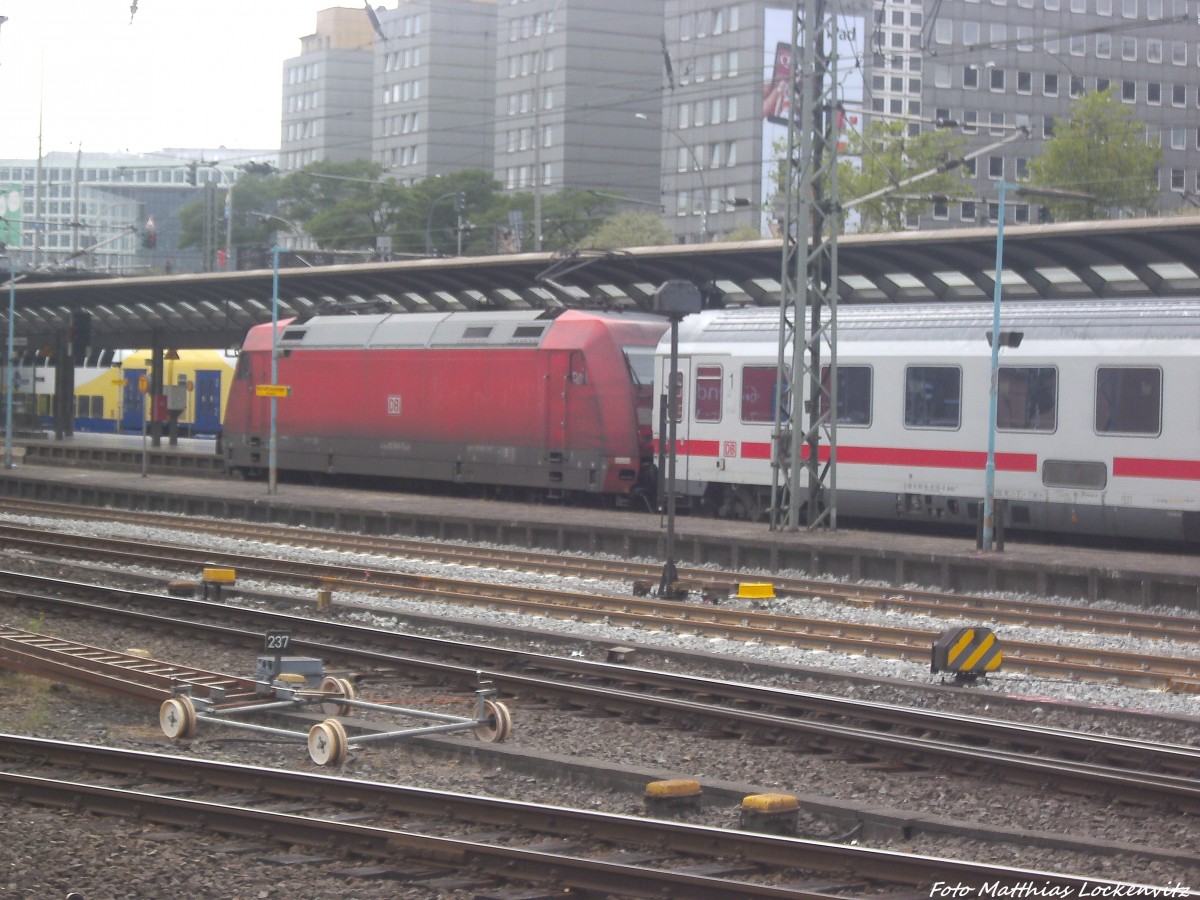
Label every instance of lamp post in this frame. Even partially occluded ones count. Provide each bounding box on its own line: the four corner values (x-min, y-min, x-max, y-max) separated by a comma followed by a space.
982, 180, 1010, 553
635, 112, 709, 241
653, 280, 702, 599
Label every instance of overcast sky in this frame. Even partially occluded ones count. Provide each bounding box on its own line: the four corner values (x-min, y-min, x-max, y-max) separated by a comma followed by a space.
0, 1, 350, 160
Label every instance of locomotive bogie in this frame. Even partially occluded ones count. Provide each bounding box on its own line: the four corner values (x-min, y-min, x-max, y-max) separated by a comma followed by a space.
656, 301, 1200, 541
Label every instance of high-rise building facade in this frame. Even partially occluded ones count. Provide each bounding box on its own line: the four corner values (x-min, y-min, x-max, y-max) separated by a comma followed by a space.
374, 0, 496, 183
280, 7, 375, 170
493, 1, 665, 222
280, 2, 1200, 241
868, 0, 1200, 229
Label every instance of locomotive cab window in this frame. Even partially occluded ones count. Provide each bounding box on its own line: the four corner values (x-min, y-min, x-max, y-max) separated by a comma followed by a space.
741, 365, 787, 423
695, 365, 723, 422
820, 365, 872, 426
904, 366, 961, 429
998, 366, 1057, 431
622, 347, 654, 385
1095, 366, 1161, 435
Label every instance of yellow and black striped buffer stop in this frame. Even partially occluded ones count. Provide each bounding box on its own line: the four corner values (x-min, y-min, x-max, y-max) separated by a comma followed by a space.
931, 626, 1002, 677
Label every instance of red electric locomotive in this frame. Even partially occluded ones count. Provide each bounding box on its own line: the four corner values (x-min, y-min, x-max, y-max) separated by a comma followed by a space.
223, 309, 669, 499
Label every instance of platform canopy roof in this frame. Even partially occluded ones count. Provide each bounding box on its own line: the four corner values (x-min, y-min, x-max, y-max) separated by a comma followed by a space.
5, 216, 1200, 352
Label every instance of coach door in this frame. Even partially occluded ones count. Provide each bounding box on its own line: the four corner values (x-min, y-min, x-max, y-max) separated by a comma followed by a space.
192, 370, 222, 435
121, 369, 145, 432
658, 356, 692, 487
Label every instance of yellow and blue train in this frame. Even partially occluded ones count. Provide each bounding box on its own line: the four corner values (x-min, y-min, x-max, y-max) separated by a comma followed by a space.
22, 349, 236, 437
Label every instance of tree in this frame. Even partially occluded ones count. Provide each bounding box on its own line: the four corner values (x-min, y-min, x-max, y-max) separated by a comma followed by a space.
833, 119, 972, 233
1027, 87, 1161, 221
177, 169, 284, 255
577, 211, 674, 250
722, 222, 765, 241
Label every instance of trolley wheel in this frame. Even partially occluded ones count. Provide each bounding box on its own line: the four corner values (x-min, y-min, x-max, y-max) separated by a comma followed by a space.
318, 675, 356, 716
473, 700, 512, 743
307, 718, 349, 767
159, 695, 198, 740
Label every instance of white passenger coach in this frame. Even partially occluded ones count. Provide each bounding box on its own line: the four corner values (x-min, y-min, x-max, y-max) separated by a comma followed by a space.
657, 299, 1200, 542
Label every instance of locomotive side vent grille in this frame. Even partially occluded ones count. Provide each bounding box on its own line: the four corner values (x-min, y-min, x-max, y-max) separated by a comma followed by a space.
281, 328, 307, 342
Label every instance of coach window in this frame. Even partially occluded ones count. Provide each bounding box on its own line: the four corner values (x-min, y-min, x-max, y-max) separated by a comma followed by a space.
695, 365, 723, 422
741, 365, 786, 423
820, 365, 872, 425
904, 366, 961, 428
998, 367, 1057, 431
1095, 367, 1161, 435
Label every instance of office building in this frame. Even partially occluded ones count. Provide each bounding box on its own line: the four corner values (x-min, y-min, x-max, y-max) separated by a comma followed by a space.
867, 0, 1200, 228
0, 150, 255, 275
374, 0, 496, 182
280, 7, 376, 170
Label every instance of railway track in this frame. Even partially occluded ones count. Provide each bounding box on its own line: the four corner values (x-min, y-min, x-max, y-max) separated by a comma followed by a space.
3, 573, 1200, 817
2, 734, 1162, 899
0, 514, 1197, 691
3, 496, 1196, 643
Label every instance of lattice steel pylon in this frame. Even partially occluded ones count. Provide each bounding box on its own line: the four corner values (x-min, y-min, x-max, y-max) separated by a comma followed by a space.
770, 0, 840, 532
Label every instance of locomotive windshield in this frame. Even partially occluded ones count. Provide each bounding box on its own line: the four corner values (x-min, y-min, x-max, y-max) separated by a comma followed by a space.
622, 347, 655, 385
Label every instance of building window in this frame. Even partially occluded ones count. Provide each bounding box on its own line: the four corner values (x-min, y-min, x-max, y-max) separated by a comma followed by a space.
1148, 39, 1163, 63
1044, 72, 1059, 96
1149, 82, 1162, 104
989, 155, 1005, 178
1097, 35, 1111, 57
1070, 76, 1084, 97
1122, 80, 1137, 102
1172, 168, 1186, 190
1123, 37, 1137, 60
990, 67, 1005, 90
990, 111, 1005, 134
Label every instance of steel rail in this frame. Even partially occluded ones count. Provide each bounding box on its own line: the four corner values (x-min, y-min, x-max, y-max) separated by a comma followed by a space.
4, 497, 1198, 644
0, 523, 1197, 690
0, 734, 1181, 898
3, 575, 1199, 811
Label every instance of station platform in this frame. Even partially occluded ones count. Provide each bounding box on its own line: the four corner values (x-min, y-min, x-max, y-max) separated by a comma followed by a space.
2, 432, 1198, 612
